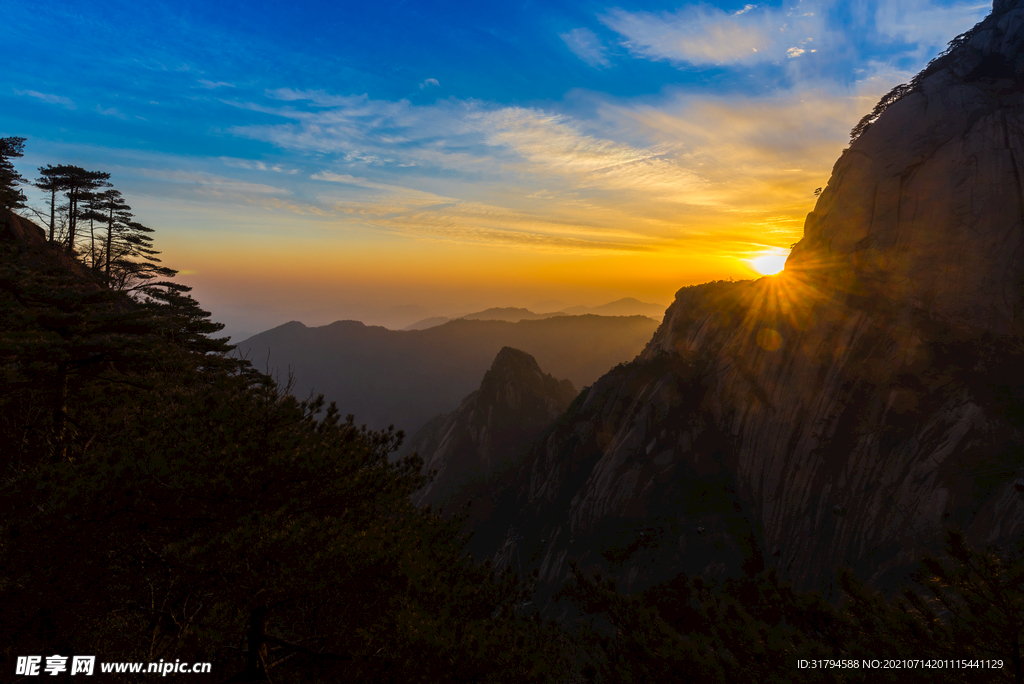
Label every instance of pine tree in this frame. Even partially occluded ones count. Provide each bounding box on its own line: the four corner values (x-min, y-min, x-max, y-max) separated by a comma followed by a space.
32, 165, 111, 252
77, 189, 106, 269
0, 137, 27, 210
110, 220, 178, 292
34, 165, 64, 242
91, 188, 132, 278
63, 167, 110, 254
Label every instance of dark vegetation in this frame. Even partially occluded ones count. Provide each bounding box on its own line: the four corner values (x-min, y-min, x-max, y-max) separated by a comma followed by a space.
849, 1, 1024, 143
4, 138, 1024, 682
560, 528, 1024, 684
0, 137, 27, 210
0, 140, 574, 682
848, 20, 985, 141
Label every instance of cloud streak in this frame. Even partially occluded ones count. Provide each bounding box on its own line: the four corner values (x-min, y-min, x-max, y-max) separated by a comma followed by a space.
218, 72, 888, 256
97, 106, 128, 119
599, 0, 988, 70
560, 28, 610, 67
874, 1, 989, 54
221, 158, 299, 174
600, 3, 807, 65
325, 197, 661, 253
16, 89, 76, 109
134, 168, 289, 199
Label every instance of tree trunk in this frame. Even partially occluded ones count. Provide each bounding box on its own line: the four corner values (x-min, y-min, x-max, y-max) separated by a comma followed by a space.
67, 190, 77, 253
105, 208, 113, 278
48, 189, 55, 243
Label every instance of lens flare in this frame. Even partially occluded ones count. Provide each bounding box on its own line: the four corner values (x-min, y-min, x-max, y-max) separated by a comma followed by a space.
749, 252, 789, 276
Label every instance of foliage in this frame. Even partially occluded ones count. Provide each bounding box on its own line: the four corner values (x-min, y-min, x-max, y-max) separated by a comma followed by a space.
849, 19, 987, 142
0, 141, 576, 680
558, 564, 847, 684
35, 164, 68, 242
562, 529, 1024, 684
30, 163, 111, 250
0, 136, 27, 210
0, 360, 567, 681
839, 529, 1024, 683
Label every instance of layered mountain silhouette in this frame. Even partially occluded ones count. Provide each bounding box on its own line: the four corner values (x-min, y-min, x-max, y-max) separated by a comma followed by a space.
403, 298, 665, 330
407, 348, 576, 550
467, 0, 1024, 608
235, 315, 658, 436
560, 298, 667, 318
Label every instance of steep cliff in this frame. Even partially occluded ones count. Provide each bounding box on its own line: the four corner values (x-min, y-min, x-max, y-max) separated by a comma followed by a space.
483, 0, 1024, 603
409, 347, 576, 545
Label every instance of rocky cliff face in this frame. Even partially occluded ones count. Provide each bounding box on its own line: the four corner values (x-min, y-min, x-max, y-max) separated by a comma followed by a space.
482, 0, 1024, 603
408, 347, 576, 546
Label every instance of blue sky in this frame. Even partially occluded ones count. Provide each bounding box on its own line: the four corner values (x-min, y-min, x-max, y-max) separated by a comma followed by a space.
1, 0, 991, 336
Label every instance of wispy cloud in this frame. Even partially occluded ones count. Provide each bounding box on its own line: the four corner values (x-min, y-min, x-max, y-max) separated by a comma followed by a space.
220, 76, 881, 254
602, 82, 878, 204
134, 168, 288, 199
232, 93, 709, 204
418, 78, 440, 89
15, 89, 76, 109
264, 88, 365, 108
311, 171, 457, 204
874, 0, 988, 55
600, 3, 802, 65
312, 171, 413, 191
197, 79, 236, 89
560, 28, 610, 67
600, 0, 986, 69
229, 95, 471, 163
97, 106, 128, 119
221, 157, 299, 174
324, 197, 660, 253
476, 107, 710, 201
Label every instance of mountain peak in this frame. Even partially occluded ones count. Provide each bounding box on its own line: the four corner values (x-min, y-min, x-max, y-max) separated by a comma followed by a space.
487, 345, 543, 375
478, 347, 576, 415
408, 347, 576, 531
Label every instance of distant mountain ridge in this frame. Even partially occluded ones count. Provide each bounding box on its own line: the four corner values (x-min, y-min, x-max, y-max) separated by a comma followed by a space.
561, 298, 666, 318
403, 298, 666, 330
235, 314, 658, 437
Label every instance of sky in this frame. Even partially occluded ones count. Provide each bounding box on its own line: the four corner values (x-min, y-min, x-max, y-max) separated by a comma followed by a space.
1, 0, 991, 337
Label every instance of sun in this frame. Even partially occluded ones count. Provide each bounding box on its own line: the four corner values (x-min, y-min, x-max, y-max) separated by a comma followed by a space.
748, 252, 789, 276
